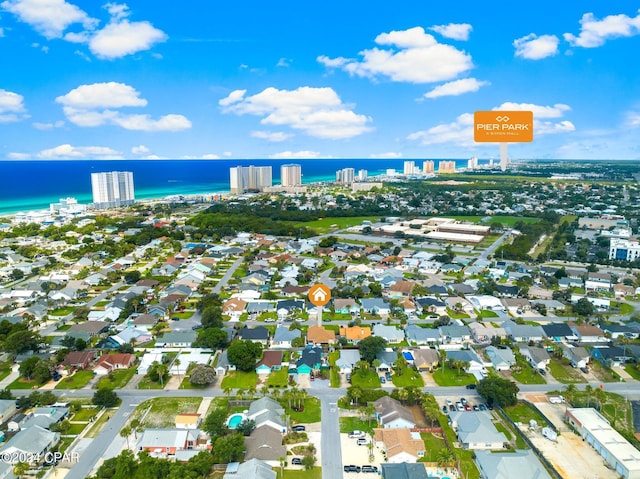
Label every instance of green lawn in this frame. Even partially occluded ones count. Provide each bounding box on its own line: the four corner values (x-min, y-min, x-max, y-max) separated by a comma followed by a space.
267, 368, 290, 388
477, 309, 499, 318
72, 407, 99, 422
221, 371, 259, 390
446, 308, 470, 319
419, 432, 447, 462
171, 311, 194, 319
95, 367, 136, 390
57, 436, 76, 453
438, 415, 480, 479
137, 377, 166, 389
503, 402, 548, 426
285, 397, 321, 423
0, 368, 11, 382
431, 365, 475, 387
275, 467, 322, 479
135, 397, 203, 428
50, 306, 75, 316
612, 302, 634, 315
350, 368, 381, 388
8, 377, 41, 389
511, 354, 546, 385
391, 368, 424, 387
84, 411, 112, 438
329, 351, 341, 388
548, 358, 586, 384
55, 370, 95, 389
624, 364, 640, 380
67, 423, 88, 435
339, 416, 376, 435
589, 361, 619, 383
295, 216, 380, 234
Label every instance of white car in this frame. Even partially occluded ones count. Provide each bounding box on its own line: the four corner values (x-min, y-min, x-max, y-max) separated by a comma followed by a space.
348, 430, 365, 438
264, 318, 276, 322
356, 438, 370, 446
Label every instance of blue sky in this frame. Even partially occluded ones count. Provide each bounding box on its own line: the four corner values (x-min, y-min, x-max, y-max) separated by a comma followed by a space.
1, 0, 639, 161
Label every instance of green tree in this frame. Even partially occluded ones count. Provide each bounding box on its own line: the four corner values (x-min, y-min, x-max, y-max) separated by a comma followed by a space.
93, 388, 120, 407
477, 375, 519, 407
227, 340, 262, 372
32, 359, 53, 383
4, 330, 40, 354
358, 336, 387, 363
212, 433, 245, 463
291, 336, 305, 347
189, 364, 217, 386
10, 269, 24, 281
195, 328, 228, 349
187, 451, 214, 479
75, 337, 87, 351
301, 454, 316, 470
236, 418, 256, 436
201, 306, 223, 329
573, 297, 595, 317
19, 356, 40, 380
147, 361, 169, 386
203, 407, 229, 437
124, 270, 141, 284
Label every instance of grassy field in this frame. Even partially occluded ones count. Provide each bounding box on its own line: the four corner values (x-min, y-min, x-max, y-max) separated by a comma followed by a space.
477, 309, 499, 318
171, 311, 195, 319
286, 397, 321, 423
503, 402, 548, 426
137, 377, 166, 389
221, 371, 259, 390
624, 364, 640, 380
589, 361, 619, 383
391, 368, 424, 387
419, 432, 447, 462
548, 358, 586, 384
432, 365, 476, 387
339, 416, 376, 435
72, 407, 99, 422
134, 397, 203, 428
267, 368, 289, 388
511, 354, 546, 385
8, 377, 41, 389
293, 216, 380, 234
350, 368, 380, 388
275, 467, 322, 479
67, 423, 88, 435
55, 370, 94, 389
50, 306, 75, 316
96, 367, 136, 390
84, 410, 112, 438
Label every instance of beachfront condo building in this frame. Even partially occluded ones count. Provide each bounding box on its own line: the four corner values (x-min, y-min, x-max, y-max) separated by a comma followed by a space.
404, 161, 418, 175
423, 160, 435, 173
438, 161, 456, 174
336, 168, 355, 184
281, 164, 302, 186
91, 171, 135, 209
229, 165, 273, 194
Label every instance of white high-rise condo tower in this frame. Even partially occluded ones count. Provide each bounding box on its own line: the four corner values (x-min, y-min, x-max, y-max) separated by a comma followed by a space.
91, 171, 135, 209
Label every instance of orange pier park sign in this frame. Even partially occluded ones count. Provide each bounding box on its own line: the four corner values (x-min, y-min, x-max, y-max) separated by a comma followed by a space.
474, 110, 534, 142
308, 283, 331, 307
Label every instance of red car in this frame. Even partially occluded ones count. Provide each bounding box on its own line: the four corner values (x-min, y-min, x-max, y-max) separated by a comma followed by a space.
464, 404, 472, 411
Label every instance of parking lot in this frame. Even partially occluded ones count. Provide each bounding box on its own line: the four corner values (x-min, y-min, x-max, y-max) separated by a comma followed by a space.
339, 433, 386, 476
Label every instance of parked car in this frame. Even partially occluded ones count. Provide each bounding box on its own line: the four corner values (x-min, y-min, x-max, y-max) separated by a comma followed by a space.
466, 383, 477, 389
361, 465, 378, 473
473, 405, 479, 411
191, 324, 203, 330
449, 404, 456, 412
264, 318, 276, 322
456, 402, 464, 411
348, 430, 365, 438
380, 376, 386, 384
580, 366, 589, 374
442, 405, 448, 413
446, 399, 453, 406
343, 465, 361, 473
356, 438, 369, 446
538, 368, 547, 375
171, 317, 180, 321
385, 371, 392, 381
291, 458, 302, 465
460, 398, 468, 406
291, 425, 306, 432
479, 404, 487, 411
346, 373, 351, 382
464, 404, 472, 411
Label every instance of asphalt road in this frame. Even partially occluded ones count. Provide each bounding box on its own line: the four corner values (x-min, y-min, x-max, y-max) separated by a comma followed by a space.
317, 390, 344, 479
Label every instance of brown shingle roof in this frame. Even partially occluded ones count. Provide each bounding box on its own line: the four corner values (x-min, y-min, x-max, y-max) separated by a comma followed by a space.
307, 325, 336, 343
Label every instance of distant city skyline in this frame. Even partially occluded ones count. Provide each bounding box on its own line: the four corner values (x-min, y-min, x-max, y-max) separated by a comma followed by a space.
1, 1, 639, 161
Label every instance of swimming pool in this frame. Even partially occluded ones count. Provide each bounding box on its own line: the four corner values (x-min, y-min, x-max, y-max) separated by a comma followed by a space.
402, 351, 414, 361
227, 413, 246, 429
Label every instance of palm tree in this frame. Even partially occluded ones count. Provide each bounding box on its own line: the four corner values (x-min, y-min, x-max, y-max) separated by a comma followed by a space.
260, 385, 269, 397
364, 404, 376, 426
130, 418, 141, 439
397, 388, 409, 404
279, 456, 286, 477
349, 386, 363, 407
174, 358, 181, 381
585, 384, 593, 407
436, 449, 455, 473
120, 425, 132, 449
13, 462, 29, 479
564, 383, 577, 402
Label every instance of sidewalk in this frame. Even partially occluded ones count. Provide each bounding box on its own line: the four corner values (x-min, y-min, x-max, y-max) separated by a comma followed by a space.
613, 366, 634, 381
0, 365, 19, 390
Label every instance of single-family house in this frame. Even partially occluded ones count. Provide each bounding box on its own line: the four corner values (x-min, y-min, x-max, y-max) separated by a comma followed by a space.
387, 280, 417, 298
20, 406, 69, 430
215, 350, 235, 376
485, 346, 515, 371
439, 324, 472, 345
415, 297, 447, 315
136, 428, 202, 455
561, 345, 590, 369
307, 325, 336, 345
271, 326, 301, 348
339, 326, 371, 344
405, 324, 440, 345
585, 272, 612, 292
600, 324, 639, 340
61, 351, 96, 369
380, 463, 430, 479
446, 349, 486, 378
131, 314, 158, 330
376, 349, 398, 372
0, 425, 59, 463
373, 428, 425, 463
294, 346, 324, 374
255, 350, 283, 375
223, 458, 276, 479
373, 396, 415, 429
155, 331, 197, 348
222, 298, 247, 320
238, 326, 270, 345
247, 397, 286, 433
412, 348, 439, 372
591, 346, 632, 366
175, 414, 202, 430
334, 298, 360, 315
373, 324, 405, 344
475, 450, 553, 479
519, 346, 550, 370
0, 399, 16, 424
94, 353, 136, 375
244, 425, 287, 464
569, 323, 607, 343
360, 298, 390, 317
335, 349, 361, 374
448, 411, 507, 450
502, 321, 545, 343
542, 323, 577, 342
468, 322, 506, 343
68, 321, 109, 337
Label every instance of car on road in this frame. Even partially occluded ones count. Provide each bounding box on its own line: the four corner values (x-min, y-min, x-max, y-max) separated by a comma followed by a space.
466, 383, 477, 389
291, 458, 302, 465
348, 430, 365, 438
291, 425, 306, 432
264, 318, 276, 322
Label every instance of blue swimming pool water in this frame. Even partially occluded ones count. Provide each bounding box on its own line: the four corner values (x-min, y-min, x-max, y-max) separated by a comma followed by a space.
227, 413, 244, 429
402, 351, 414, 360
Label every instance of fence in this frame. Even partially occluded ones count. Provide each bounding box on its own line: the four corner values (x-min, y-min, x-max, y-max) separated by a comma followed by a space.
495, 405, 563, 479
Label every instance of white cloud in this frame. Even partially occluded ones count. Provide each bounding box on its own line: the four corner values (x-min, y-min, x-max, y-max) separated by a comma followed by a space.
89, 19, 167, 59
625, 111, 640, 128
424, 78, 489, 99
369, 152, 403, 158
251, 130, 293, 142
318, 26, 473, 84
0, 88, 27, 123
430, 23, 473, 41
37, 143, 122, 159
513, 33, 559, 59
407, 113, 475, 147
56, 81, 191, 131
536, 120, 576, 134
7, 152, 30, 159
269, 150, 322, 159
494, 102, 570, 118
33, 120, 65, 130
131, 145, 149, 154
180, 154, 221, 159
276, 57, 292, 67
223, 151, 232, 157
56, 82, 147, 108
1, 0, 97, 39
220, 86, 372, 139
564, 11, 640, 48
